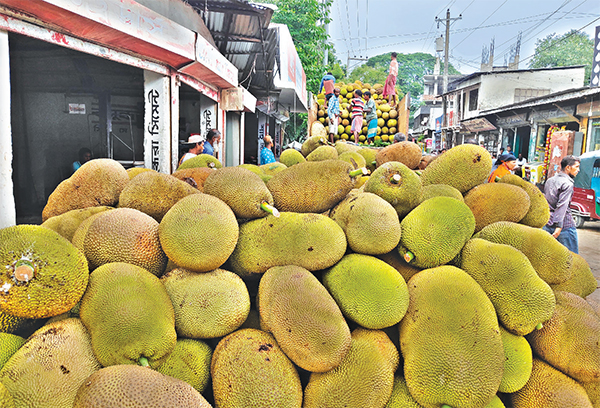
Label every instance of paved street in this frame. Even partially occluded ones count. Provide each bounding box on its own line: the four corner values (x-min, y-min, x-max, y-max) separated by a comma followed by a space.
579, 222, 600, 304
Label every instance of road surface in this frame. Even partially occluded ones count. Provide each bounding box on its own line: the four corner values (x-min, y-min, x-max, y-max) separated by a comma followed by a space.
579, 221, 600, 304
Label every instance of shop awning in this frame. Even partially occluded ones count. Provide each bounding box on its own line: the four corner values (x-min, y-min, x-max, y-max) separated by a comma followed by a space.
271, 24, 308, 112
461, 117, 496, 132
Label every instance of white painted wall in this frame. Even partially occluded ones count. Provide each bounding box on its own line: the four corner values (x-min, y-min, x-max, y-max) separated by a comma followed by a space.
0, 30, 16, 228
144, 70, 172, 173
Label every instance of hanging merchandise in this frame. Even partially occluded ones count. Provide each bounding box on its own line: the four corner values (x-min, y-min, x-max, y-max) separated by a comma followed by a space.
542, 125, 559, 181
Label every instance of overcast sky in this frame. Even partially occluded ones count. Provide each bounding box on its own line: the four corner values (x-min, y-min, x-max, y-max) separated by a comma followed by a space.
328, 0, 600, 74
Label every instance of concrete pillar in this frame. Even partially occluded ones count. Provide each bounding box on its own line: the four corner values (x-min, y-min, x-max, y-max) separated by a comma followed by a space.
143, 70, 172, 173
170, 73, 180, 173
0, 30, 16, 228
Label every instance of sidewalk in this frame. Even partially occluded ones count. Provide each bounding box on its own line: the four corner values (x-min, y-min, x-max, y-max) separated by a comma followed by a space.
579, 223, 600, 304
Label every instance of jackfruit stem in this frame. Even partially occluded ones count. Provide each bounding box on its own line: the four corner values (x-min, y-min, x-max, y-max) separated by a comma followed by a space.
390, 174, 402, 184
138, 357, 150, 367
260, 202, 280, 217
414, 170, 422, 176
349, 168, 368, 177
536, 322, 543, 330
14, 260, 35, 283
495, 176, 501, 182
371, 161, 377, 166
441, 405, 453, 408
403, 251, 415, 263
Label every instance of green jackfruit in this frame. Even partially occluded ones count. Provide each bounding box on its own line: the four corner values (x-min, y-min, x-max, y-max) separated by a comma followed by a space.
303, 328, 399, 408
464, 183, 531, 232
161, 268, 249, 339
357, 147, 378, 173
384, 375, 424, 408
159, 194, 239, 273
301, 135, 328, 156
338, 151, 367, 168
260, 161, 287, 175
0, 225, 88, 319
460, 238, 555, 335
363, 161, 423, 217
126, 167, 154, 179
306, 145, 339, 161
211, 328, 302, 408
171, 167, 215, 191
420, 144, 493, 193
267, 160, 363, 213
0, 333, 24, 371
0, 382, 13, 408
79, 262, 177, 368
421, 183, 464, 202
279, 148, 306, 167
41, 206, 113, 242
550, 253, 598, 298
176, 153, 222, 170
323, 254, 409, 329
399, 197, 476, 268
334, 140, 361, 155
229, 212, 346, 275
71, 211, 105, 252
155, 338, 212, 394
399, 265, 504, 408
375, 141, 422, 169
258, 265, 351, 373
0, 310, 45, 337
499, 173, 551, 227
498, 326, 533, 393
238, 164, 272, 183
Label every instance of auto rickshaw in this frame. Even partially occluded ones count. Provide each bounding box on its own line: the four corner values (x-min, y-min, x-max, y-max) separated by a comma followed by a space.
570, 150, 600, 228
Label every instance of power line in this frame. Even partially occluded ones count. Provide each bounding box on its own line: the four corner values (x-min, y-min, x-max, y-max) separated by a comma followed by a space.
453, 0, 509, 49
420, 0, 456, 51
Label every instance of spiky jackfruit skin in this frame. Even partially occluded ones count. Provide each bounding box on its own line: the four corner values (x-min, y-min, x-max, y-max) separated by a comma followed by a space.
0, 311, 45, 336
0, 225, 89, 319
172, 167, 215, 191
464, 183, 531, 232
306, 145, 339, 161
81, 208, 167, 276
338, 151, 367, 168
499, 173, 550, 227
155, 338, 212, 394
527, 291, 600, 383
0, 382, 14, 408
41, 206, 114, 242
159, 194, 239, 273
330, 192, 401, 255
260, 162, 287, 175
511, 359, 594, 408
176, 153, 222, 170
475, 221, 573, 285
126, 167, 154, 179
258, 265, 351, 373
118, 171, 200, 222
301, 135, 328, 156
375, 141, 422, 169
460, 238, 555, 335
71, 212, 104, 252
335, 140, 361, 155
79, 263, 177, 368
498, 326, 533, 393
421, 183, 464, 202
203, 167, 275, 219
357, 147, 378, 173
279, 148, 306, 167
42, 159, 129, 221
266, 160, 359, 213
0, 333, 25, 371
211, 329, 302, 408
229, 212, 346, 275
364, 161, 423, 217
376, 250, 422, 282
581, 381, 600, 408
384, 375, 423, 408
550, 253, 598, 298
420, 144, 493, 193
0, 318, 101, 408
161, 268, 249, 339
239, 164, 272, 183
73, 365, 212, 408
399, 266, 504, 408
303, 328, 399, 408
323, 254, 409, 330
399, 197, 476, 268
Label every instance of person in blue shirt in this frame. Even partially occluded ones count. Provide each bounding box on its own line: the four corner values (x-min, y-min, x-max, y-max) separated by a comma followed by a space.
203, 129, 221, 157
260, 135, 276, 165
319, 72, 336, 107
72, 147, 92, 173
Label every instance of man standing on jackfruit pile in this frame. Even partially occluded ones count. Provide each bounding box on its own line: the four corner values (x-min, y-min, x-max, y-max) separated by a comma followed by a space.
260, 135, 276, 165
350, 89, 365, 144
319, 72, 336, 108
363, 91, 377, 145
382, 52, 398, 108
327, 88, 341, 144
178, 134, 205, 166
543, 155, 581, 253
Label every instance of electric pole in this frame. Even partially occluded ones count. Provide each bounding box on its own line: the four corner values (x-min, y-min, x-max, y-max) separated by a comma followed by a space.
435, 9, 462, 94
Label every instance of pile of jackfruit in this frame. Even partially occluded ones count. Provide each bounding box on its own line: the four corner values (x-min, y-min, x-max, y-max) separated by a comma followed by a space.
0, 141, 598, 408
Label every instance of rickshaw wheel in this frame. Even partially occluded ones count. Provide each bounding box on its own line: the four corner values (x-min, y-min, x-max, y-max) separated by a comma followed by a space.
572, 214, 586, 229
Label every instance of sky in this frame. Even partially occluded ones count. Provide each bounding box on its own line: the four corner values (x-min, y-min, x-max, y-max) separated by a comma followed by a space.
328, 0, 600, 74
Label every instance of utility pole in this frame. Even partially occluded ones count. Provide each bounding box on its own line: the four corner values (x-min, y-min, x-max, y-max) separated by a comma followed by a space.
435, 9, 462, 94
346, 51, 368, 76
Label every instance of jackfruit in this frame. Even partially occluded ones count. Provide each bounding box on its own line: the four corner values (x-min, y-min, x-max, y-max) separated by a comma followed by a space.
330, 192, 401, 255
211, 328, 302, 408
550, 253, 598, 298
498, 326, 533, 393
0, 333, 24, 370
172, 167, 215, 191
79, 262, 177, 368
377, 250, 422, 282
80, 208, 167, 276
159, 194, 239, 273
581, 381, 600, 408
306, 145, 339, 161
161, 268, 249, 339
399, 197, 476, 268
260, 161, 287, 175
499, 173, 550, 227
71, 211, 105, 252
0, 225, 88, 319
486, 396, 506, 408
229, 212, 346, 275
126, 167, 154, 179
364, 161, 423, 217
303, 328, 399, 408
421, 183, 464, 202
0, 382, 13, 408
335, 140, 361, 155
418, 154, 436, 169
41, 206, 113, 242
384, 375, 423, 408
302, 134, 328, 156
375, 141, 422, 169
475, 221, 573, 285
238, 163, 271, 183
176, 153, 222, 170
258, 265, 351, 373
464, 183, 531, 232
323, 254, 409, 329
511, 358, 593, 408
0, 310, 45, 336
357, 147, 378, 173
527, 291, 600, 383
460, 238, 555, 335
202, 167, 276, 219
0, 318, 101, 408
118, 171, 200, 222
310, 121, 327, 138
267, 159, 364, 213
279, 148, 306, 167
399, 265, 504, 408
42, 158, 129, 221
420, 144, 493, 193
155, 338, 212, 394
73, 364, 212, 408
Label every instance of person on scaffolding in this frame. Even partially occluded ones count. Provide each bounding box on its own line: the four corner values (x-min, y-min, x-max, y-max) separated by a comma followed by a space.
382, 52, 398, 108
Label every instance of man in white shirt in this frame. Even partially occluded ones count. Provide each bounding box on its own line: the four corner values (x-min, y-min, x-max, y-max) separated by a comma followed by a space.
178, 134, 205, 166
515, 153, 527, 167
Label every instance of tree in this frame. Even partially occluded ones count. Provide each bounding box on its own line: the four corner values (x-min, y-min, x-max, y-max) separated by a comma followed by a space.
529, 30, 593, 83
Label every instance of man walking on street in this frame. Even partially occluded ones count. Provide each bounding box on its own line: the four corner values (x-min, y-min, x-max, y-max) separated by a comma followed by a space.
543, 155, 581, 253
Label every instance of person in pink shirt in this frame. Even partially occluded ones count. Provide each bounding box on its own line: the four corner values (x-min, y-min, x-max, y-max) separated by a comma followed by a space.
383, 52, 398, 108
350, 89, 365, 144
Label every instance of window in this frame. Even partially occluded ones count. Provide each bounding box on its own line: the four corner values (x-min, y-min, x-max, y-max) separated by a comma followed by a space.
514, 88, 550, 103
469, 89, 478, 111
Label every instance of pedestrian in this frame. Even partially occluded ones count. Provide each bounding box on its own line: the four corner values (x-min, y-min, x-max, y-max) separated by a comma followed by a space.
319, 72, 336, 107
543, 155, 581, 253
382, 52, 398, 108
363, 91, 377, 144
178, 134, 205, 166
350, 89, 365, 144
487, 153, 517, 183
203, 129, 221, 157
498, 147, 505, 156
506, 145, 513, 154
260, 135, 276, 165
327, 87, 341, 144
393, 132, 406, 143
72, 147, 92, 173
515, 153, 527, 167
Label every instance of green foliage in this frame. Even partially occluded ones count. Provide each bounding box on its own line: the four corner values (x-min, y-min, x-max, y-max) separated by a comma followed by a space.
528, 30, 593, 83
284, 113, 308, 144
330, 62, 346, 80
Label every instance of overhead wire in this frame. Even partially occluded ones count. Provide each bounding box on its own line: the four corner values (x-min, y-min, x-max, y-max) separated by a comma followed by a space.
420, 0, 456, 51
453, 0, 509, 49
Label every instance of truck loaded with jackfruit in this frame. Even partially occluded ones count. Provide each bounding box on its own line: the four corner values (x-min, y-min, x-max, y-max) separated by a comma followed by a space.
0, 142, 598, 408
